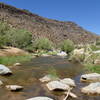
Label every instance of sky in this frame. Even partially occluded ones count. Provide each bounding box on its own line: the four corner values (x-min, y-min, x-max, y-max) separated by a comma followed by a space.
0, 0, 100, 35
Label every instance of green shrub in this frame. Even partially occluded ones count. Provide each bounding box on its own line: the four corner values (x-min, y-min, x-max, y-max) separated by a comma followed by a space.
0, 22, 10, 48
6, 28, 32, 49
60, 39, 74, 53
96, 38, 100, 45
33, 38, 53, 50
0, 21, 33, 50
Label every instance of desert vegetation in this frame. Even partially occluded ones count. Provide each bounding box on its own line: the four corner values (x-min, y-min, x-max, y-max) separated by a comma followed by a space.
33, 38, 53, 50
60, 39, 74, 53
0, 21, 32, 50
0, 55, 32, 66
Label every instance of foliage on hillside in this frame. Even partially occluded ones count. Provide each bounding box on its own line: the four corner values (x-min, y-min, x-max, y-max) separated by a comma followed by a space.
0, 21, 32, 50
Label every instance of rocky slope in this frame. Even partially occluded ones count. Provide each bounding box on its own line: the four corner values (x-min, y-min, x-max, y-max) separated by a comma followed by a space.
0, 2, 98, 44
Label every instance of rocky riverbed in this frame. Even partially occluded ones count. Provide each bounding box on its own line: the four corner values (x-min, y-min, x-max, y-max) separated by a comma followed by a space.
0, 56, 100, 100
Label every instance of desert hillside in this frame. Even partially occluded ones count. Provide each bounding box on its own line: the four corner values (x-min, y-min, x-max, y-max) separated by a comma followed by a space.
0, 2, 98, 44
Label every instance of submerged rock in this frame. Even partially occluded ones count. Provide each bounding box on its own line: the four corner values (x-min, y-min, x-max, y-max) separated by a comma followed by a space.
39, 74, 59, 83
60, 78, 76, 87
13, 63, 21, 66
26, 97, 54, 100
46, 81, 70, 91
81, 82, 100, 95
6, 85, 23, 91
81, 73, 100, 82
0, 64, 12, 75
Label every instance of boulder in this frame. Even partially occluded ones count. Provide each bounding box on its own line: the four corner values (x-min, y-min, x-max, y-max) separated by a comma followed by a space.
60, 78, 76, 87
0, 64, 12, 75
6, 85, 23, 91
73, 48, 84, 55
81, 82, 100, 95
80, 73, 100, 82
93, 50, 100, 54
26, 97, 54, 100
39, 74, 59, 83
57, 51, 67, 57
94, 59, 100, 64
46, 81, 70, 91
41, 54, 51, 57
0, 80, 3, 85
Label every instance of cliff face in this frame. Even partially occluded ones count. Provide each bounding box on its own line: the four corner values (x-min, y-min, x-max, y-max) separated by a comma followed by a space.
0, 3, 98, 44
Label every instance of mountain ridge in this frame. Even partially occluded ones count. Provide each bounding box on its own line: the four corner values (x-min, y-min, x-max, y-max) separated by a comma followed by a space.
0, 2, 98, 44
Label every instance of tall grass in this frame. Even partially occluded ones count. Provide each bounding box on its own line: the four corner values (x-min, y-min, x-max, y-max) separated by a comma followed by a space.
85, 64, 100, 74
0, 55, 32, 66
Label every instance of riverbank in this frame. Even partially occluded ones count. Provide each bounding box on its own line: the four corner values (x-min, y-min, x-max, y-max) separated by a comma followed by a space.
0, 54, 33, 66
0, 47, 33, 66
68, 44, 100, 73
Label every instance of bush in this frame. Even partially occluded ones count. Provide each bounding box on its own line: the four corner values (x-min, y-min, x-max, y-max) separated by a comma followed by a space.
96, 38, 100, 45
0, 21, 33, 50
6, 28, 32, 49
60, 39, 74, 53
0, 22, 10, 48
33, 38, 53, 50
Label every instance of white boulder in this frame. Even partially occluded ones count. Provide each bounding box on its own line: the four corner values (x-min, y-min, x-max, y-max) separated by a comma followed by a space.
73, 48, 84, 55
60, 78, 76, 87
81, 73, 100, 82
93, 50, 100, 54
6, 85, 23, 91
0, 64, 12, 75
46, 81, 70, 91
26, 97, 54, 100
57, 51, 67, 57
81, 82, 100, 95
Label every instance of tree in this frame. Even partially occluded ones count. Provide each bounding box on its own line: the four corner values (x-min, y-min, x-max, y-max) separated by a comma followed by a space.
33, 37, 53, 50
60, 39, 74, 53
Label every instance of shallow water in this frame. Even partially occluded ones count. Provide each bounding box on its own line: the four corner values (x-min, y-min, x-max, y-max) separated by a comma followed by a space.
0, 56, 99, 100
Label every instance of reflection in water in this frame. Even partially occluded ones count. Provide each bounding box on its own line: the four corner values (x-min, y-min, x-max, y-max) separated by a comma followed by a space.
0, 56, 99, 100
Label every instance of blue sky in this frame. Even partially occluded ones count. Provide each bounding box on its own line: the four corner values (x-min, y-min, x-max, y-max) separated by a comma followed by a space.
0, 0, 100, 35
